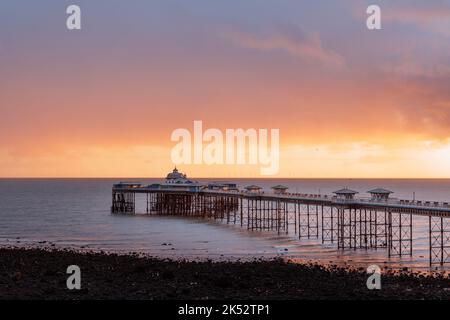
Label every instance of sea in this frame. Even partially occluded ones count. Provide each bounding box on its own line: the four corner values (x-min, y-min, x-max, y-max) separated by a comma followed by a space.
1, 178, 450, 271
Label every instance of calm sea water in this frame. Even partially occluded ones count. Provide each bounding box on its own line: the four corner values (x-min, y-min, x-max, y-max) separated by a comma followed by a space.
1, 178, 449, 271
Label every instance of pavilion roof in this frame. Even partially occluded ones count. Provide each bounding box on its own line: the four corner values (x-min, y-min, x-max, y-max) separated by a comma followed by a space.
245, 185, 262, 190
368, 188, 393, 194
271, 185, 289, 190
333, 188, 359, 195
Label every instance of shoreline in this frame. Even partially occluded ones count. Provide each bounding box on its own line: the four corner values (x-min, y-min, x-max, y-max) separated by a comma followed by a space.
1, 247, 449, 300
2, 235, 445, 274
2, 240, 443, 274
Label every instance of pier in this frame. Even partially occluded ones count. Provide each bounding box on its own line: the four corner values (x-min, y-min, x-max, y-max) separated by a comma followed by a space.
111, 169, 450, 267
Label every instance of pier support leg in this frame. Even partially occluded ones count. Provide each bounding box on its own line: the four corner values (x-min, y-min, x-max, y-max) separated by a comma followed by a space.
388, 212, 413, 257
322, 206, 337, 243
337, 207, 354, 249
299, 204, 319, 239
429, 216, 450, 266
111, 191, 135, 214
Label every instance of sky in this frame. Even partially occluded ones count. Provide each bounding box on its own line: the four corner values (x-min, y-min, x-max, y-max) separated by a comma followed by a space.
1, 0, 450, 178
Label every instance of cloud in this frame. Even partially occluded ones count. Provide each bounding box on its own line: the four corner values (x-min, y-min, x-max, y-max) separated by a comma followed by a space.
383, 52, 450, 78
348, 1, 450, 36
387, 71, 450, 139
382, 2, 450, 36
225, 27, 344, 68
399, 101, 450, 139
384, 4, 450, 23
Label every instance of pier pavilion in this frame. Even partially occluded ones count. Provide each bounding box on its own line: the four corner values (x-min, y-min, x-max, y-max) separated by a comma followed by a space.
207, 182, 238, 191
368, 188, 393, 201
245, 185, 263, 193
149, 168, 203, 192
333, 188, 358, 200
271, 185, 289, 195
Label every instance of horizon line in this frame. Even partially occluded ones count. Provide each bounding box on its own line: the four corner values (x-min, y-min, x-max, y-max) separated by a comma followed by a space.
1, 176, 450, 180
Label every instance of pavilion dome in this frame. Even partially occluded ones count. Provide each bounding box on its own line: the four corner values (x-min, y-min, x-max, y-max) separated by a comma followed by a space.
166, 167, 187, 180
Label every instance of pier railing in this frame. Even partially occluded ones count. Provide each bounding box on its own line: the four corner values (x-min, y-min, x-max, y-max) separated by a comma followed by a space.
267, 191, 449, 209
237, 190, 450, 211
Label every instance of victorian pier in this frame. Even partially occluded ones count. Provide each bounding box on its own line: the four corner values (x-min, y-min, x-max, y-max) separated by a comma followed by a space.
112, 168, 450, 267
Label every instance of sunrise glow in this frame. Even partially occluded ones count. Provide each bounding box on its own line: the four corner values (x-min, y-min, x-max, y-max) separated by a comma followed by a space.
1, 0, 450, 178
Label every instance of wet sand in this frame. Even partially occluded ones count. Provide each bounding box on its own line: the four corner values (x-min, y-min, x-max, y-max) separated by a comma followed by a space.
0, 247, 449, 300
